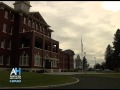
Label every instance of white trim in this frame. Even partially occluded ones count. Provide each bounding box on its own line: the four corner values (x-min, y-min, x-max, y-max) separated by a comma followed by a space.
19, 53, 29, 66
4, 11, 8, 19
34, 54, 42, 66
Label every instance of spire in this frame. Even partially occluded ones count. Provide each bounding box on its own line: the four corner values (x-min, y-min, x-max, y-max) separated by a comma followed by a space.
13, 1, 31, 13
81, 36, 83, 56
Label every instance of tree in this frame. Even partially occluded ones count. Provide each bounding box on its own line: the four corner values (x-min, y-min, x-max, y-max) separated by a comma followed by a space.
104, 44, 114, 70
113, 29, 120, 69
83, 56, 87, 70
101, 62, 105, 70
75, 54, 82, 69
94, 63, 101, 69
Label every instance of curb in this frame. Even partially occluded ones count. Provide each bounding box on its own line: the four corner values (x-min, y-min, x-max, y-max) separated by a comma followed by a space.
0, 77, 79, 89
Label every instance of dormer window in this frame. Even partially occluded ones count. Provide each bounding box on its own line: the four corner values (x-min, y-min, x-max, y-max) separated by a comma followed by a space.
4, 11, 8, 19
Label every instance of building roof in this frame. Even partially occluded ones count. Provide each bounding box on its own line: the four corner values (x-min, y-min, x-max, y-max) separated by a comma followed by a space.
0, 2, 15, 12
0, 2, 51, 27
29, 12, 48, 25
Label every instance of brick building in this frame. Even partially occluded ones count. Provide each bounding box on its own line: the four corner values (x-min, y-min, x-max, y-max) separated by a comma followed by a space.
0, 1, 75, 72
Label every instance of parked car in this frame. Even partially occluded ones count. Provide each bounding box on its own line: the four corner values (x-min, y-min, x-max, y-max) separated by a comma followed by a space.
104, 69, 111, 72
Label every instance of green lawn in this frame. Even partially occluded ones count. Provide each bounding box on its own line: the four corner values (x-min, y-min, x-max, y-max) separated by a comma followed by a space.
0, 71, 76, 87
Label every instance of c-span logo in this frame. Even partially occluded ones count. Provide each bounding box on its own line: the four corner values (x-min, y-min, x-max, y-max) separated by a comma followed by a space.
9, 68, 21, 83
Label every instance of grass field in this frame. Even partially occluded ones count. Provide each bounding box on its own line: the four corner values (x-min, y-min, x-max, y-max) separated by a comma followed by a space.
77, 73, 120, 78
0, 71, 76, 87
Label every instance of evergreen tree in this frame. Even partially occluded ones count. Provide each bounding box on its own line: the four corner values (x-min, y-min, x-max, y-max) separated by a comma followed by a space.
75, 54, 82, 69
101, 62, 105, 70
83, 56, 87, 70
113, 29, 120, 69
104, 44, 114, 70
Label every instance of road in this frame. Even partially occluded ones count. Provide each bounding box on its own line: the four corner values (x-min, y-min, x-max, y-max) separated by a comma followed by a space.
47, 74, 120, 89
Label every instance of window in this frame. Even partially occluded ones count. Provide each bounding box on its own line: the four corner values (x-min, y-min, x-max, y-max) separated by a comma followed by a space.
23, 17, 27, 24
34, 54, 41, 66
10, 14, 14, 21
4, 11, 8, 19
1, 39, 5, 48
28, 20, 31, 26
43, 27, 45, 33
32, 22, 35, 29
23, 28, 26, 33
40, 25, 42, 31
9, 27, 13, 34
3, 23, 7, 33
8, 40, 11, 49
6, 56, 10, 65
19, 52, 29, 66
52, 60, 57, 67
36, 24, 39, 30
48, 32, 50, 36
0, 54, 3, 65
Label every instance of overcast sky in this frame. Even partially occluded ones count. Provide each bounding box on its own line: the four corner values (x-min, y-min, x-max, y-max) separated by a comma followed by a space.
2, 1, 120, 67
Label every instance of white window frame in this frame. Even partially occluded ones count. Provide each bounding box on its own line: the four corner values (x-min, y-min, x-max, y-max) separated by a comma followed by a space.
19, 53, 29, 66
34, 54, 41, 66
52, 60, 57, 67
0, 54, 3, 65
3, 23, 7, 33
4, 11, 8, 19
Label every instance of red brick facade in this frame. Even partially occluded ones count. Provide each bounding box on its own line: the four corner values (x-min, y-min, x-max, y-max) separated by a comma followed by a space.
0, 2, 74, 72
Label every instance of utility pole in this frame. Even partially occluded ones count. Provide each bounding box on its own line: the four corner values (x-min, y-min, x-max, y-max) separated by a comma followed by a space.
81, 36, 84, 72
84, 52, 86, 74
94, 56, 96, 72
